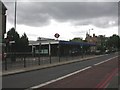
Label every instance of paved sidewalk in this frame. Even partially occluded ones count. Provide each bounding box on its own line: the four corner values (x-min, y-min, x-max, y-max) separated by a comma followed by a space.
2, 55, 105, 76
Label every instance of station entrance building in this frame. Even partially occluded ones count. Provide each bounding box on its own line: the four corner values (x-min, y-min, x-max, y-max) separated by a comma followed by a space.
29, 39, 95, 57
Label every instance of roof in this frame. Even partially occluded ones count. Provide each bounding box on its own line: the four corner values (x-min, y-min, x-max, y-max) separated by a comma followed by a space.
37, 37, 55, 41
0, 1, 7, 15
59, 41, 96, 46
29, 40, 59, 45
0, 1, 7, 10
29, 40, 96, 46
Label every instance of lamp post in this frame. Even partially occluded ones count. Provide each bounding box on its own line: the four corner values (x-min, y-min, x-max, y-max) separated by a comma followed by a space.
14, 0, 17, 30
88, 28, 93, 53
89, 28, 93, 36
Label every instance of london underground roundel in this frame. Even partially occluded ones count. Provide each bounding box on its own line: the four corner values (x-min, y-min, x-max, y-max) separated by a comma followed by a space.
54, 33, 60, 38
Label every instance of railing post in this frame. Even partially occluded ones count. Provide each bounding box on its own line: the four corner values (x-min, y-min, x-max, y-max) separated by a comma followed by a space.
49, 43, 52, 64
24, 57, 26, 68
38, 54, 40, 65
38, 42, 41, 65
58, 44, 60, 62
4, 56, 7, 70
81, 46, 83, 58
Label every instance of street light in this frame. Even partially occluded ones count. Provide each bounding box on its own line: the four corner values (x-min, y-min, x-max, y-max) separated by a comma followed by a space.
89, 28, 93, 36
14, 0, 17, 30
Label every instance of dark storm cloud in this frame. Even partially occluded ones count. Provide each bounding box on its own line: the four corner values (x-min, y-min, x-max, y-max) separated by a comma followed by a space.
73, 16, 118, 28
4, 2, 118, 27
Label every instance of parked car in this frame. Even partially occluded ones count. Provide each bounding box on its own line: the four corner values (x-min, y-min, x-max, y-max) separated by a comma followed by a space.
95, 50, 101, 55
105, 50, 110, 54
71, 49, 80, 56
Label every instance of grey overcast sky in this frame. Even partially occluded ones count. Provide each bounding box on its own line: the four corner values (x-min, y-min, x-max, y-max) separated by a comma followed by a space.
2, 0, 119, 40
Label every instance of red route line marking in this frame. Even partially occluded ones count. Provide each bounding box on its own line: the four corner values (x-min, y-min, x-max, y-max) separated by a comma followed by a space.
95, 73, 110, 88
95, 68, 118, 89
100, 68, 118, 88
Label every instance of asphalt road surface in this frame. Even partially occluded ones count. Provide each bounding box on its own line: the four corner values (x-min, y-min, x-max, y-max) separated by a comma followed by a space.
2, 53, 118, 89
40, 54, 118, 88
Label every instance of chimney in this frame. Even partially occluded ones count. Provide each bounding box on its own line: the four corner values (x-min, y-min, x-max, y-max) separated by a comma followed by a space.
93, 34, 95, 37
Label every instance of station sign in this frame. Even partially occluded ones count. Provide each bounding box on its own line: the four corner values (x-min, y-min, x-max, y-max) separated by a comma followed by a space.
54, 33, 60, 38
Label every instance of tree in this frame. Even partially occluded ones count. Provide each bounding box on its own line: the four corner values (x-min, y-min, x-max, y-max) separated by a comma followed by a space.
5, 28, 30, 62
6, 27, 20, 52
7, 27, 20, 41
70, 37, 90, 53
107, 34, 119, 51
19, 33, 29, 52
96, 35, 107, 52
37, 37, 41, 41
70, 37, 83, 42
6, 28, 29, 52
5, 27, 20, 62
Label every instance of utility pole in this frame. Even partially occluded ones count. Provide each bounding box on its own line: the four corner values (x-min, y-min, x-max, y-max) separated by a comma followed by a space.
14, 0, 17, 30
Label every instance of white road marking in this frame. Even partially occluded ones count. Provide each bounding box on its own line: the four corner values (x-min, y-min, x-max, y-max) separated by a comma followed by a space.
28, 55, 118, 89
29, 66, 92, 89
94, 56, 118, 66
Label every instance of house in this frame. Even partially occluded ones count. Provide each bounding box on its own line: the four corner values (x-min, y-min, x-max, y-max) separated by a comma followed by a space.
85, 33, 98, 52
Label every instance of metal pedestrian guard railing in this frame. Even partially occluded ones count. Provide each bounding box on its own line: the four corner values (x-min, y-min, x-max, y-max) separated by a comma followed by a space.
2, 52, 94, 71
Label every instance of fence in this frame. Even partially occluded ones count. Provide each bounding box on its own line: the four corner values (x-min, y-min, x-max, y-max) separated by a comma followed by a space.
2, 52, 94, 71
